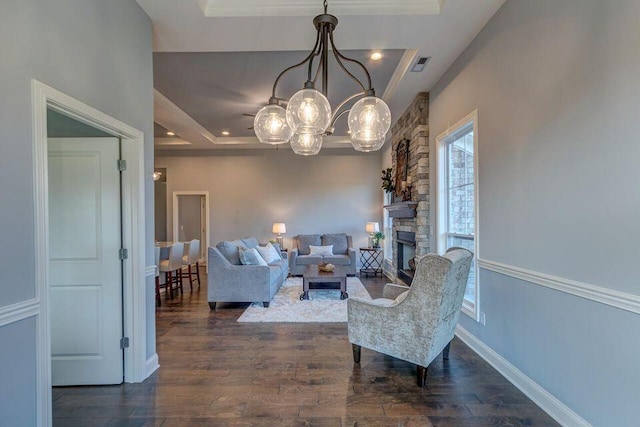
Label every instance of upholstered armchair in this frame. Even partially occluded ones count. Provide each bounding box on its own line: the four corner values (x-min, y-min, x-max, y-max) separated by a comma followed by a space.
347, 247, 473, 387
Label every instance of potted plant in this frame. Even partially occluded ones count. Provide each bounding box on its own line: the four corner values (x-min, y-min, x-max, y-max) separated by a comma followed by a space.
372, 231, 385, 248
381, 168, 394, 193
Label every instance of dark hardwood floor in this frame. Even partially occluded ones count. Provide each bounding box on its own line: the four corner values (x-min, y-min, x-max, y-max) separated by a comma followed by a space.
53, 270, 558, 426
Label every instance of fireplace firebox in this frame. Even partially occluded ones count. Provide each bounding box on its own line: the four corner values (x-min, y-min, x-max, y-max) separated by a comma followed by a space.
396, 231, 416, 284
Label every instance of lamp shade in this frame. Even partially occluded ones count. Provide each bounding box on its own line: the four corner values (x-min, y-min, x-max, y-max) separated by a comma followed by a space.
272, 223, 286, 234
365, 222, 379, 233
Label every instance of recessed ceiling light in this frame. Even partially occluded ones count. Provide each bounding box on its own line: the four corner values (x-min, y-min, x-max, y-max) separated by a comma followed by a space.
370, 51, 383, 61
166, 131, 175, 136
221, 131, 230, 136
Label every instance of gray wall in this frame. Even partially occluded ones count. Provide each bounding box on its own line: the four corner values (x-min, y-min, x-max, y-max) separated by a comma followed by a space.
429, 0, 640, 425
0, 0, 154, 422
155, 149, 383, 262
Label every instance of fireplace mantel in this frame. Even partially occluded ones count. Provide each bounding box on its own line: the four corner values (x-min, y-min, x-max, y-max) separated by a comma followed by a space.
384, 201, 418, 218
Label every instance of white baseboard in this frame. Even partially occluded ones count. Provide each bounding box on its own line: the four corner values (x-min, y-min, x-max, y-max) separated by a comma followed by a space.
455, 325, 590, 427
145, 353, 159, 379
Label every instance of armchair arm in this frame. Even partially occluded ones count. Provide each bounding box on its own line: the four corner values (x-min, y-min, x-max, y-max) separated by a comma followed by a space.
348, 247, 356, 267
208, 247, 272, 301
289, 247, 299, 266
383, 283, 410, 300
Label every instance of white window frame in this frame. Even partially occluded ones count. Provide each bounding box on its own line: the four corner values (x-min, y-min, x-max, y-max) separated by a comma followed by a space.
436, 110, 480, 321
383, 191, 393, 261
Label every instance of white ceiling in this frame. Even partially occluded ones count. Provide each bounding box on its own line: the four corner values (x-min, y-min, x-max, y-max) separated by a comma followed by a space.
137, 0, 506, 150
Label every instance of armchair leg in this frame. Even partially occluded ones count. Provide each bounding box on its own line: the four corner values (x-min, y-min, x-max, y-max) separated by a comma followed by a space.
263, 302, 270, 308
208, 302, 216, 311
443, 341, 451, 360
417, 365, 428, 388
352, 344, 361, 364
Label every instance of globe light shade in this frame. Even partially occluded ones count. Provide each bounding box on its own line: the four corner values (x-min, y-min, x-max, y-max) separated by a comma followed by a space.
351, 135, 386, 152
348, 96, 391, 151
290, 133, 323, 156
286, 89, 332, 135
254, 104, 294, 144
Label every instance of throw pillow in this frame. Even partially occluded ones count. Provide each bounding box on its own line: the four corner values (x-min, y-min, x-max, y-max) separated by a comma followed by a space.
309, 245, 333, 256
239, 247, 268, 266
297, 234, 321, 255
216, 239, 247, 265
256, 242, 281, 264
321, 233, 349, 255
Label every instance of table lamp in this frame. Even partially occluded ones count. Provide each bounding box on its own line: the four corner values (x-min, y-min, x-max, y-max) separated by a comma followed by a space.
365, 222, 379, 248
272, 222, 286, 247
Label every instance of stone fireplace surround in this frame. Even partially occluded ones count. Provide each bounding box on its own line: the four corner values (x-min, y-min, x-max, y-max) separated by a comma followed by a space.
387, 93, 431, 283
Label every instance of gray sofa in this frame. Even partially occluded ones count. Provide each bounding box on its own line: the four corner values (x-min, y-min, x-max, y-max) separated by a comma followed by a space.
208, 236, 289, 310
289, 233, 356, 276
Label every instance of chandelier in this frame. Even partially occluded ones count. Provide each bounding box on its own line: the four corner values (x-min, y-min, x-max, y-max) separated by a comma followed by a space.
254, 0, 391, 155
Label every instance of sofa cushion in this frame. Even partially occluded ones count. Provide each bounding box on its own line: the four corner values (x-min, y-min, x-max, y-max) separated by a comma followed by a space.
216, 239, 247, 265
309, 245, 333, 256
256, 242, 281, 264
239, 247, 267, 266
322, 233, 349, 255
297, 234, 321, 255
296, 255, 323, 265
242, 236, 260, 249
323, 255, 351, 266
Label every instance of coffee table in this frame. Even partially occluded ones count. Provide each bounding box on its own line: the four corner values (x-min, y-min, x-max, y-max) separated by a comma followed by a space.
300, 265, 348, 300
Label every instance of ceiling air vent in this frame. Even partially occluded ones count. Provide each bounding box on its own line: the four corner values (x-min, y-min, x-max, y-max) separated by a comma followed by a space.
410, 56, 431, 73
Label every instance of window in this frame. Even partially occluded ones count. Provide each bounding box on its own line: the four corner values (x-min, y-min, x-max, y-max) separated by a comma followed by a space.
436, 111, 479, 320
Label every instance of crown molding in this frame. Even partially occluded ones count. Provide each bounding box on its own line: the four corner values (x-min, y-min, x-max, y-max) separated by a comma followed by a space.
198, 0, 444, 17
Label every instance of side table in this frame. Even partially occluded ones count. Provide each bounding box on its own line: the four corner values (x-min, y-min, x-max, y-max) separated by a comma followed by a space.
359, 247, 383, 277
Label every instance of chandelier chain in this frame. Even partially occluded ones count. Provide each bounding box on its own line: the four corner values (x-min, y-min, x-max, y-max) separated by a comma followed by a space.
324, 0, 328, 14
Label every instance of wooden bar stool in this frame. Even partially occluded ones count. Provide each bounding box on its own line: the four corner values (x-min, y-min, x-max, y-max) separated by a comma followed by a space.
159, 242, 184, 298
181, 239, 201, 291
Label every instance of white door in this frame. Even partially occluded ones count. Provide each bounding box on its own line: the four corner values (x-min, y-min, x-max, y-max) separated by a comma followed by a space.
48, 138, 124, 385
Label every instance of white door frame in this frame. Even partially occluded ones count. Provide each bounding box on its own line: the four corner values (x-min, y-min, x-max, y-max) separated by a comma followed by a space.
172, 191, 210, 262
32, 80, 148, 426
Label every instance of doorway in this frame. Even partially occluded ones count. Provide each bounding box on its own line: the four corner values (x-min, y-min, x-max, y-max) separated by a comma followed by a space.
32, 80, 148, 425
172, 191, 210, 262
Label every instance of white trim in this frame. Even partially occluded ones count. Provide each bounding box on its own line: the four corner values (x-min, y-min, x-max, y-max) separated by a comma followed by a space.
145, 265, 157, 277
145, 353, 160, 378
154, 89, 217, 147
435, 109, 480, 321
455, 325, 590, 427
0, 299, 39, 327
172, 190, 211, 259
478, 258, 640, 315
382, 49, 418, 102
199, 0, 443, 17
32, 80, 149, 427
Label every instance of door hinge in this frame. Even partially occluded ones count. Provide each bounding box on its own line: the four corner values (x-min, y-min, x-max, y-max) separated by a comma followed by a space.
120, 337, 130, 349
117, 159, 127, 171
119, 248, 128, 260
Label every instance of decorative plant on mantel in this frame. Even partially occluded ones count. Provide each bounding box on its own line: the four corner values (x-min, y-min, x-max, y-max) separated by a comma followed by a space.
372, 231, 385, 248
381, 168, 394, 193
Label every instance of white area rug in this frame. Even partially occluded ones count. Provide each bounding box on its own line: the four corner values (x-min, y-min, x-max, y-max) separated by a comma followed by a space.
237, 276, 372, 323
